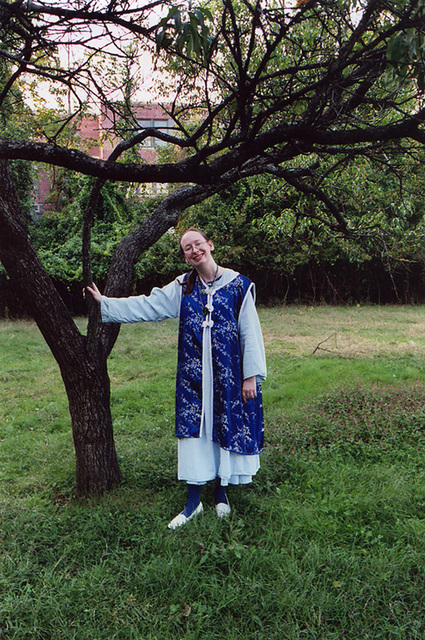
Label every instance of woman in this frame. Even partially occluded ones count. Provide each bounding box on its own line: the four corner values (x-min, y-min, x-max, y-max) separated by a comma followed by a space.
86, 228, 266, 529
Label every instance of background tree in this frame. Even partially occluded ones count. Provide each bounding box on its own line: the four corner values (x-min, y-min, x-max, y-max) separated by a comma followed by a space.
0, 0, 424, 494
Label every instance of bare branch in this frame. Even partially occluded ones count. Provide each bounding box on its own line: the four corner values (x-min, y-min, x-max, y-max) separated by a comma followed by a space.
312, 333, 337, 355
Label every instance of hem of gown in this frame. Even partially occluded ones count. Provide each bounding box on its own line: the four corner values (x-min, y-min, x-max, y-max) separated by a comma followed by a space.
177, 473, 256, 486
177, 435, 260, 486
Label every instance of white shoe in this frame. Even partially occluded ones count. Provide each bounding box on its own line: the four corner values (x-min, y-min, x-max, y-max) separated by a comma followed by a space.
215, 502, 231, 518
167, 502, 203, 530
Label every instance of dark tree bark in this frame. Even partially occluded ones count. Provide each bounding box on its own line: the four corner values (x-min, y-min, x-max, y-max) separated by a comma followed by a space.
0, 159, 121, 494
63, 350, 121, 495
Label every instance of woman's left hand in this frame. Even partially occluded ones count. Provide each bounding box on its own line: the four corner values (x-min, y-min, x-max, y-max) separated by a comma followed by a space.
242, 376, 257, 403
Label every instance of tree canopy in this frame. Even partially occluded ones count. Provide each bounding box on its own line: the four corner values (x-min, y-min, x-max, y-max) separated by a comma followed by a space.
1, 1, 424, 194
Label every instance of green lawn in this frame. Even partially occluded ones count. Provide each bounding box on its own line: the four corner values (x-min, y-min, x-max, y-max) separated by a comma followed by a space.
1, 305, 425, 639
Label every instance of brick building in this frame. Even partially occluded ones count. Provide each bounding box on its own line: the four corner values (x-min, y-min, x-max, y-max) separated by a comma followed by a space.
33, 103, 174, 215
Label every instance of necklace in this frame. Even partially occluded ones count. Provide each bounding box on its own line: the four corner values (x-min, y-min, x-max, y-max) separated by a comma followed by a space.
200, 265, 219, 292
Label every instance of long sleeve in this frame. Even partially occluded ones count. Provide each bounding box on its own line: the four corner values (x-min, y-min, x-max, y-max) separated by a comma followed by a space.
100, 279, 181, 324
238, 288, 267, 382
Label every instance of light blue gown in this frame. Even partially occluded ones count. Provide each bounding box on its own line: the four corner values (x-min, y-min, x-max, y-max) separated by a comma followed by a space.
101, 268, 267, 486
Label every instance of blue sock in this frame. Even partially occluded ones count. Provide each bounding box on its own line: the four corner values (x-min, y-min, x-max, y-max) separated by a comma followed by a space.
182, 484, 201, 517
214, 478, 228, 505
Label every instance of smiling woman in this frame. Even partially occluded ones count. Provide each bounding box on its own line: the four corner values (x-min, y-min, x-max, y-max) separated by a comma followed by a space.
86, 227, 267, 529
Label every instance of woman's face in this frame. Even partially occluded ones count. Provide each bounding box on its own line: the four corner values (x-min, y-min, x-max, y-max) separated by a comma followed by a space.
180, 230, 214, 269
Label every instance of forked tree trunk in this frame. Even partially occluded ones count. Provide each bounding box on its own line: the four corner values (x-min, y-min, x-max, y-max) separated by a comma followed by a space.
0, 159, 121, 495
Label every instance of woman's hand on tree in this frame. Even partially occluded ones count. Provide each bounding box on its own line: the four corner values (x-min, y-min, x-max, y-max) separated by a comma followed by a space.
84, 282, 102, 305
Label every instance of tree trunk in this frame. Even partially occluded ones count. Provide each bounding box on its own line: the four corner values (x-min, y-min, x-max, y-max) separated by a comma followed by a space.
0, 159, 121, 495
62, 355, 121, 495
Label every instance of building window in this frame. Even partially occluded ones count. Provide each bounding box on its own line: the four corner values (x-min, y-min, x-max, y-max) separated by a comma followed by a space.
137, 119, 173, 147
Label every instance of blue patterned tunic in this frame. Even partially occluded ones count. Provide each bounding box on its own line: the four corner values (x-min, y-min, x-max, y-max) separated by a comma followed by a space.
176, 272, 264, 455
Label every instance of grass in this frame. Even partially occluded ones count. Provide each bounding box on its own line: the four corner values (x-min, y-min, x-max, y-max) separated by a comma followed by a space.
2, 305, 425, 638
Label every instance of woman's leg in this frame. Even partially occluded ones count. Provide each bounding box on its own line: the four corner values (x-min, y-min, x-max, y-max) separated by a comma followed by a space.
214, 476, 228, 505
168, 483, 204, 529
214, 477, 231, 518
183, 484, 202, 516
